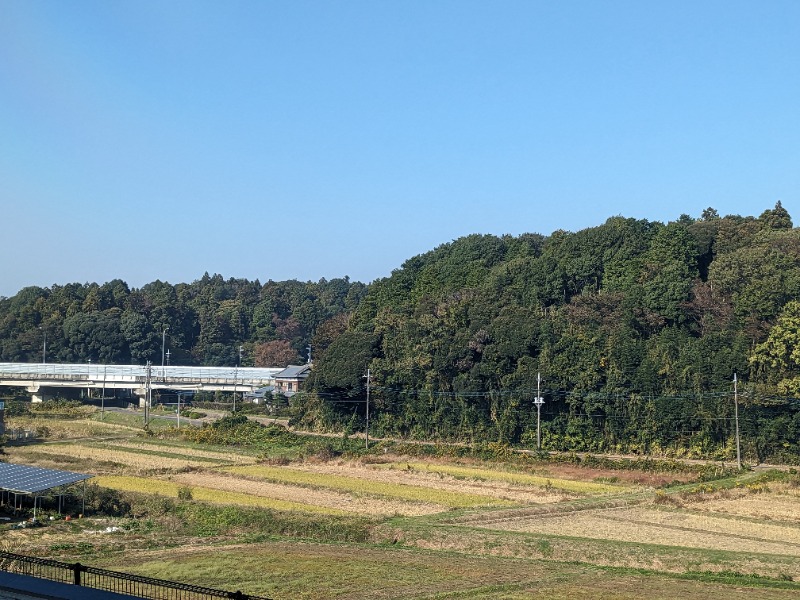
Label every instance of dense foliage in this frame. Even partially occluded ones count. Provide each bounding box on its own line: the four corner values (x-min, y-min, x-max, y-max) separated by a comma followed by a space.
4, 204, 800, 460
303, 203, 800, 461
0, 274, 366, 366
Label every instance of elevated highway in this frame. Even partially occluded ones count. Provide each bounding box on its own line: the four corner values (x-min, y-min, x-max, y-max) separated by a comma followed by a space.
0, 362, 282, 403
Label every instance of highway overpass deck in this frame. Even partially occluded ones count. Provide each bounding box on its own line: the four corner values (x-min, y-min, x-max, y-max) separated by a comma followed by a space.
0, 363, 283, 401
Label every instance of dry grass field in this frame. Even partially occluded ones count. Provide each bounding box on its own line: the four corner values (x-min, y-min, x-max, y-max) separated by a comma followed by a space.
3, 412, 800, 599
475, 504, 800, 556
167, 470, 444, 516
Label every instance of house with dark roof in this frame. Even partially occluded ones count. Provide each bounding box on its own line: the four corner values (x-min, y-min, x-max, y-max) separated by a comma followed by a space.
273, 364, 312, 396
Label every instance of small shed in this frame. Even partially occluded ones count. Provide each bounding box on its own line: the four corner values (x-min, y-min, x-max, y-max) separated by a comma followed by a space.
244, 385, 276, 404
0, 463, 93, 520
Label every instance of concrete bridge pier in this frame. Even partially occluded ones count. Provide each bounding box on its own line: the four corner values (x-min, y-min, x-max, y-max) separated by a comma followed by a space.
26, 385, 56, 403
133, 388, 148, 409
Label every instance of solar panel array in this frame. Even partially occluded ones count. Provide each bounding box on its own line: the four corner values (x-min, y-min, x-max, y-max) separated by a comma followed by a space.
0, 463, 92, 494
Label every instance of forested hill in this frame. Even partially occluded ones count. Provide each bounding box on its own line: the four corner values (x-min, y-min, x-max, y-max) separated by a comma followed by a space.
306, 203, 800, 460
341, 202, 797, 395
0, 274, 367, 367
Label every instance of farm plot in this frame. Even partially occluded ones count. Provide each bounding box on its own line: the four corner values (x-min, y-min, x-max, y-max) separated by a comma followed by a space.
168, 471, 443, 516
94, 475, 348, 515
481, 505, 800, 556
370, 461, 626, 494
94, 540, 800, 600
292, 461, 576, 504
12, 443, 214, 471
224, 465, 515, 509
694, 486, 800, 522
6, 417, 128, 440
88, 440, 258, 465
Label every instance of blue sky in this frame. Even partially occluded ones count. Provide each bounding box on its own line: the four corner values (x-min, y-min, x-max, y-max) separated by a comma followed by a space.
2, 0, 799, 297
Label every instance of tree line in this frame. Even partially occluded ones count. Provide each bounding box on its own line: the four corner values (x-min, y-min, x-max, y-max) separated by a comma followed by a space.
0, 273, 365, 368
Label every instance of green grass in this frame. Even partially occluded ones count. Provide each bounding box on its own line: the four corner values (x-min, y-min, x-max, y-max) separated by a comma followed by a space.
224, 465, 514, 508
95, 542, 800, 600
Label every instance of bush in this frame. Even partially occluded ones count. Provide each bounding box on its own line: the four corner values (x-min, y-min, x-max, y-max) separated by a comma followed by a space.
28, 399, 94, 419
213, 414, 250, 429
4, 400, 31, 417
175, 502, 373, 541
302, 440, 340, 461
653, 490, 684, 507
83, 483, 132, 517
180, 418, 320, 457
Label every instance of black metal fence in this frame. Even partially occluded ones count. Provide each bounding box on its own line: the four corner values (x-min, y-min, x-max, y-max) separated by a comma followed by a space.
4, 427, 38, 443
0, 551, 272, 600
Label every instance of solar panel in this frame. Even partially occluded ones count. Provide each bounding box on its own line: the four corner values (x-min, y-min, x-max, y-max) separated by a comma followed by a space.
0, 463, 92, 494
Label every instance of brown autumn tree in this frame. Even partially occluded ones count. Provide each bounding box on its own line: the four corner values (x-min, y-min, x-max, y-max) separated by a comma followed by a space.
254, 339, 300, 368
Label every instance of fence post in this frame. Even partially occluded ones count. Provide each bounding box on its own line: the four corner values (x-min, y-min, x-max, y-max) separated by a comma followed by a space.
72, 563, 83, 586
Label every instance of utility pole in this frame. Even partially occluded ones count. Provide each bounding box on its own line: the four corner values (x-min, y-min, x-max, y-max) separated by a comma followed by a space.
145, 361, 152, 427
161, 326, 169, 378
101, 364, 107, 421
363, 368, 371, 449
233, 345, 243, 413
233, 365, 237, 413
534, 372, 545, 450
40, 327, 47, 364
734, 372, 741, 470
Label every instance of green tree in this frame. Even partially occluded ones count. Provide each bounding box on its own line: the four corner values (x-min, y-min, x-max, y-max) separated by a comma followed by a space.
751, 300, 800, 394
759, 200, 793, 231
638, 222, 698, 326
310, 331, 380, 398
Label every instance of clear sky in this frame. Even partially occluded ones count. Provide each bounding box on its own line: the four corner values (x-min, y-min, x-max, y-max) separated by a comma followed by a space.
1, 1, 799, 297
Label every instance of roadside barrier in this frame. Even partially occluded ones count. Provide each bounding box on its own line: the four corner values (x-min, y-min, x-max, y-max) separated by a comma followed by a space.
0, 551, 271, 600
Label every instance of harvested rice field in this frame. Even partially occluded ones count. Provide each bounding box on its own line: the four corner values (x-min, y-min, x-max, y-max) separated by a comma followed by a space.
372, 460, 627, 493
168, 471, 443, 516
88, 439, 259, 464
224, 464, 515, 508
10, 442, 215, 471
93, 475, 349, 515
289, 460, 576, 504
693, 485, 800, 521
477, 504, 800, 556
